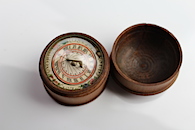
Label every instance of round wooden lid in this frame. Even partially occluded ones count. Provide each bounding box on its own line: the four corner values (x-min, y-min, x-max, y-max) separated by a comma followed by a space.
111, 24, 182, 95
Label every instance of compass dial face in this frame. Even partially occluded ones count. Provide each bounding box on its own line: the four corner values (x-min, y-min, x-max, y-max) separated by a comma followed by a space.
44, 35, 104, 90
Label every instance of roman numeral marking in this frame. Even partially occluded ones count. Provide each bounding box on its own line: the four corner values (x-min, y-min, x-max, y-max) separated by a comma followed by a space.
86, 69, 91, 74
63, 46, 68, 50
67, 78, 71, 82
77, 46, 82, 50
73, 78, 78, 83
73, 45, 76, 49
83, 48, 88, 53
80, 77, 84, 81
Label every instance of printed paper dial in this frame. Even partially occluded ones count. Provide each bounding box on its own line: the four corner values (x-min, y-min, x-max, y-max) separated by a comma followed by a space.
44, 36, 104, 90
52, 43, 96, 85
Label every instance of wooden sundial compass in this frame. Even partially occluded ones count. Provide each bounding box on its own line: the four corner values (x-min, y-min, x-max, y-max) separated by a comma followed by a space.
39, 33, 110, 106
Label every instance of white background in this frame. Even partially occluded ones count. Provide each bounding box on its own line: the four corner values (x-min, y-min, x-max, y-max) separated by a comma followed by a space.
1, 0, 195, 130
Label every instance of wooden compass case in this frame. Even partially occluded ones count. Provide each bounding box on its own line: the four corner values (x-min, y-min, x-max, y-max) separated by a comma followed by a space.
39, 33, 110, 106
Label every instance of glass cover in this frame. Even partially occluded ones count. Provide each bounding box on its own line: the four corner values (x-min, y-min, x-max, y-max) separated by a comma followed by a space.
44, 36, 104, 90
